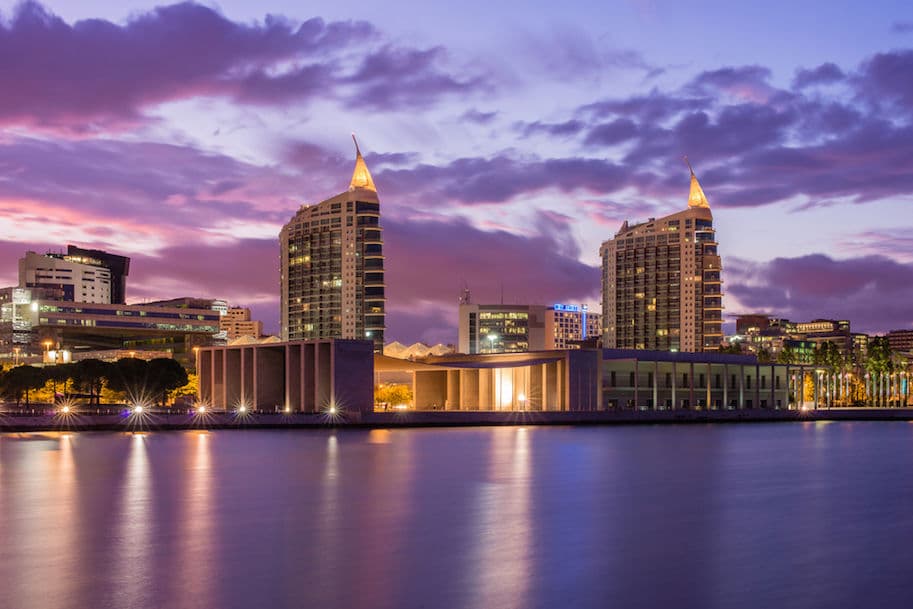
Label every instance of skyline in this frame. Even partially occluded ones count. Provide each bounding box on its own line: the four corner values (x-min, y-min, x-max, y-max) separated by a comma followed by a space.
1, 1, 912, 345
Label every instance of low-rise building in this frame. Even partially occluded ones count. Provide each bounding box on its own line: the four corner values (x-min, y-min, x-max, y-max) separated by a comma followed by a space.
458, 304, 548, 354
0, 287, 225, 361
220, 307, 263, 340
545, 304, 601, 350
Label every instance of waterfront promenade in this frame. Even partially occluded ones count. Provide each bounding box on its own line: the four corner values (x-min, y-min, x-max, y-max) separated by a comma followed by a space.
4, 407, 913, 432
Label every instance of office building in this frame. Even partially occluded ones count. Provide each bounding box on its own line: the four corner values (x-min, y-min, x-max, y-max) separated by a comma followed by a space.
545, 304, 602, 349
600, 167, 723, 351
66, 245, 131, 304
0, 286, 224, 359
458, 304, 548, 354
19, 250, 113, 304
280, 138, 385, 352
220, 307, 263, 340
886, 329, 913, 354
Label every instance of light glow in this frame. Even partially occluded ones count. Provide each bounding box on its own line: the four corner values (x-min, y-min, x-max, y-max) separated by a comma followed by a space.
134, 405, 144, 414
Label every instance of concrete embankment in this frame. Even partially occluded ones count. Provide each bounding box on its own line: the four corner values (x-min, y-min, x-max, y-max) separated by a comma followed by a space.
3, 408, 913, 432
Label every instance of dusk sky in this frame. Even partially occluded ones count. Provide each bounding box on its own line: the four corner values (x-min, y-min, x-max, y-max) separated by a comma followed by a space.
1, 0, 912, 344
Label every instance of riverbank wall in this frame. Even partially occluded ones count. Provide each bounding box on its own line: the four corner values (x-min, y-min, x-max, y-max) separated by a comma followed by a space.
4, 408, 913, 432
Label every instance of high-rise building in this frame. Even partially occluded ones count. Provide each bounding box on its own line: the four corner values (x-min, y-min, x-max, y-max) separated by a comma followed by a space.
600, 167, 723, 351
19, 250, 113, 304
280, 138, 385, 352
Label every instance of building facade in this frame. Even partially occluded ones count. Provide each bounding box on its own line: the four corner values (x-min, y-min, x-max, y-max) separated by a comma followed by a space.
66, 245, 131, 304
600, 168, 723, 352
220, 307, 263, 340
0, 287, 223, 358
377, 349, 795, 412
19, 250, 113, 304
544, 304, 601, 349
458, 304, 548, 354
197, 339, 374, 413
887, 329, 913, 354
280, 139, 385, 352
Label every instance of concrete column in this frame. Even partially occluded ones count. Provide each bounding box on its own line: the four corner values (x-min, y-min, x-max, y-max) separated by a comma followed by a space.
460, 369, 480, 411
240, 347, 246, 407
755, 364, 761, 408
446, 370, 460, 410
813, 371, 819, 409
671, 361, 677, 410
770, 364, 776, 409
706, 362, 712, 409
557, 360, 566, 411
479, 368, 492, 410
723, 364, 728, 409
738, 364, 745, 409
652, 360, 659, 411
689, 362, 695, 409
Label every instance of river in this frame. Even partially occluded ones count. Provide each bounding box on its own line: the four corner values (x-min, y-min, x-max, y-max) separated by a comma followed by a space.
1, 423, 911, 609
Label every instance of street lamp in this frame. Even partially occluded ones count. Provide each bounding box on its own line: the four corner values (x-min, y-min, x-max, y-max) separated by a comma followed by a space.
487, 333, 498, 354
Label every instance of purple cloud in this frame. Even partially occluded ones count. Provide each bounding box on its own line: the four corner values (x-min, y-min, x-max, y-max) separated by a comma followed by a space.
792, 62, 845, 88
727, 254, 913, 333
0, 2, 481, 130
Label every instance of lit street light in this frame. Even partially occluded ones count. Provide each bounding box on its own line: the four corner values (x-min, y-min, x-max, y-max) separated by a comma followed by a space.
487, 333, 498, 354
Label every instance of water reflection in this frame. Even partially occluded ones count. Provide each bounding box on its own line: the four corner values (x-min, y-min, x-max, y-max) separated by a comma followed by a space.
3, 425, 913, 609
468, 427, 532, 608
178, 431, 214, 605
111, 434, 152, 609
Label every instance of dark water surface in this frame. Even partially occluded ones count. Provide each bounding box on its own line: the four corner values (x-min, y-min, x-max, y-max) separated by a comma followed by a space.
2, 423, 913, 609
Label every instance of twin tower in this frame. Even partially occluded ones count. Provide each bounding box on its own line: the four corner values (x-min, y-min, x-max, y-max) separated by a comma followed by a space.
280, 139, 722, 355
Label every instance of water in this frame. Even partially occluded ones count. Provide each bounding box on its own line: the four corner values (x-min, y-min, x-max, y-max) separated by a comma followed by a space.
1, 423, 912, 609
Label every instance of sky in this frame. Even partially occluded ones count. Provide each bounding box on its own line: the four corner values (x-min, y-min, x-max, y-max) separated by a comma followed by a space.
1, 0, 912, 345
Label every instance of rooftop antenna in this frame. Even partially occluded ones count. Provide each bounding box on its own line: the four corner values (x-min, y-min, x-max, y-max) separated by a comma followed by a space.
352, 133, 362, 156
460, 282, 472, 305
683, 155, 695, 176
500, 282, 504, 305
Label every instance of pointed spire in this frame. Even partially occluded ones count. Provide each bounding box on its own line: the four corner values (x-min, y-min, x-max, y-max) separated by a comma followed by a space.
349, 133, 377, 192
684, 156, 710, 208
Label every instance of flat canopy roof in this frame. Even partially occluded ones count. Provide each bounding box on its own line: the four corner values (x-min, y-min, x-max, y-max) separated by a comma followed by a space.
376, 351, 570, 372
602, 349, 760, 365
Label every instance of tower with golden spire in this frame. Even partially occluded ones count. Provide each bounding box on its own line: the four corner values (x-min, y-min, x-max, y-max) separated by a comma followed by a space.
280, 137, 385, 352
600, 162, 722, 352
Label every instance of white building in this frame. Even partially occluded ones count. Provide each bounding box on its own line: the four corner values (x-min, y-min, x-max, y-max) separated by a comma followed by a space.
19, 251, 112, 304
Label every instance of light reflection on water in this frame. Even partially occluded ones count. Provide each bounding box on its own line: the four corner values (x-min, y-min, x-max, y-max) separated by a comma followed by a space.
3, 424, 913, 609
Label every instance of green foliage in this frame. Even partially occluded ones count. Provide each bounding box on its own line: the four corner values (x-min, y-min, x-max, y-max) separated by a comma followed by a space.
374, 383, 413, 408
1, 365, 48, 405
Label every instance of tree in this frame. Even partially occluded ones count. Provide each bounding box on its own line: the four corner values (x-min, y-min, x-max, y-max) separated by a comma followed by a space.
170, 372, 198, 404
374, 383, 413, 409
148, 358, 189, 408
756, 347, 772, 364
1, 365, 48, 406
777, 346, 798, 365
105, 358, 150, 405
70, 359, 111, 405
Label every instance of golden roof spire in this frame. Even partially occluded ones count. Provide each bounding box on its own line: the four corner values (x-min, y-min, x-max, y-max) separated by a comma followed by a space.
349, 133, 377, 192
684, 156, 710, 208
